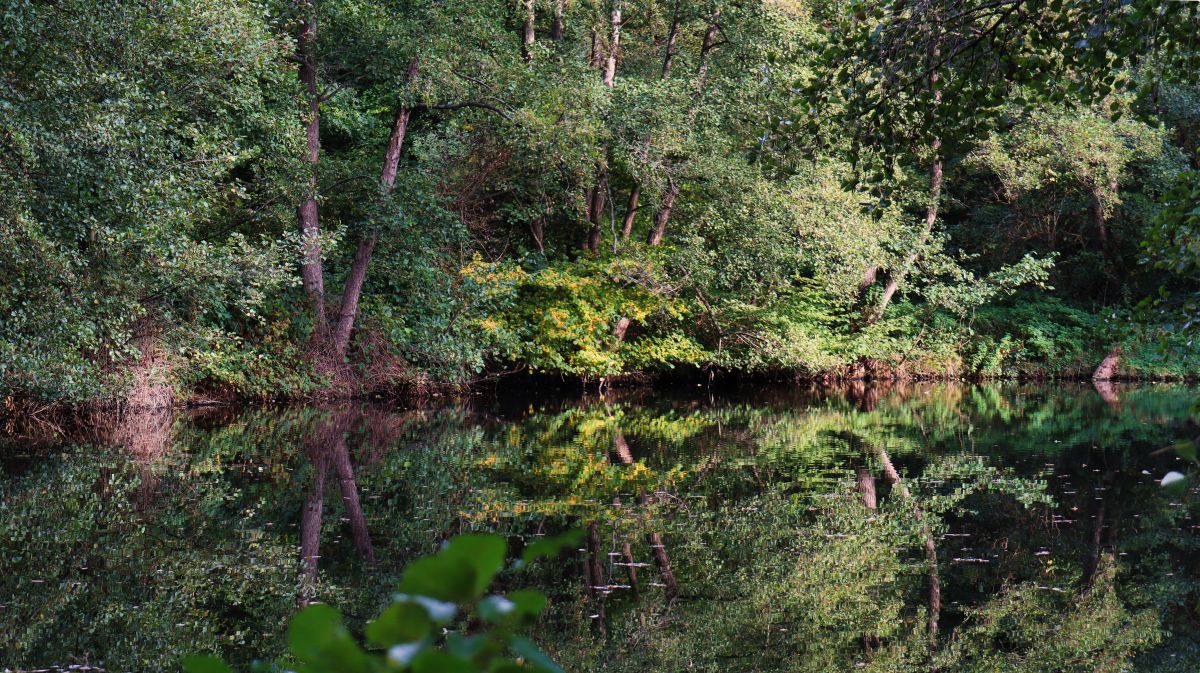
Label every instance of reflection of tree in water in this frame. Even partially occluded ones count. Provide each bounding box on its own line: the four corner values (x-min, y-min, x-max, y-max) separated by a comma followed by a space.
1, 383, 1197, 671
300, 411, 378, 605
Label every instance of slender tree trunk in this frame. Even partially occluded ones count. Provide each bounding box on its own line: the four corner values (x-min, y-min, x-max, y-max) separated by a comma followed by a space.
614, 431, 679, 599
332, 433, 375, 565
863, 38, 943, 326
584, 181, 607, 252
874, 447, 940, 649
695, 9, 721, 86
530, 215, 546, 253
585, 521, 608, 637
621, 185, 639, 239
584, 3, 620, 251
551, 0, 565, 40
621, 542, 639, 596
602, 2, 621, 87
522, 0, 536, 61
646, 180, 677, 246
299, 436, 330, 606
296, 4, 327, 343
329, 59, 418, 358
856, 466, 877, 510
660, 0, 680, 78
646, 10, 719, 247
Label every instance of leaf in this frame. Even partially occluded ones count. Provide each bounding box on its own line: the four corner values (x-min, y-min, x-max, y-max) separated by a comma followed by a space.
367, 601, 433, 647
182, 655, 233, 673
411, 650, 477, 673
440, 534, 507, 596
506, 589, 549, 619
510, 636, 563, 673
521, 529, 583, 564
398, 555, 478, 603
288, 604, 370, 673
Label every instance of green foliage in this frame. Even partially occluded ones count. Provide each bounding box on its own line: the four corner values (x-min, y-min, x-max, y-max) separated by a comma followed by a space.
185, 532, 576, 673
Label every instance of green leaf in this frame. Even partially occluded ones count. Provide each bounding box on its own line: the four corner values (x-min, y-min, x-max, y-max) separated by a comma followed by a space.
411, 650, 477, 673
521, 530, 583, 564
399, 555, 478, 602
440, 534, 507, 596
183, 655, 233, 673
367, 601, 434, 647
507, 589, 549, 619
288, 604, 370, 673
510, 636, 563, 673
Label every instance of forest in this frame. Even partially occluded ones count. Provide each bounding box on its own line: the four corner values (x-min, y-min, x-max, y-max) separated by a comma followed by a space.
1, 0, 1199, 404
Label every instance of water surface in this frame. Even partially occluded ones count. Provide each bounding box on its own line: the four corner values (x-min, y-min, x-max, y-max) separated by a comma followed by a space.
2, 382, 1197, 671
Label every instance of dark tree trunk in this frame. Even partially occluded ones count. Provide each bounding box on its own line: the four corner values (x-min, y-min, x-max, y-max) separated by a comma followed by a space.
332, 235, 376, 358
551, 0, 564, 40
695, 8, 721, 84
332, 434, 375, 565
660, 0, 680, 78
296, 4, 327, 343
522, 0, 536, 61
529, 215, 546, 253
584, 182, 607, 252
621, 184, 640, 239
646, 180, 677, 246
330, 59, 418, 358
647, 12, 719, 247
586, 521, 608, 637
874, 446, 941, 649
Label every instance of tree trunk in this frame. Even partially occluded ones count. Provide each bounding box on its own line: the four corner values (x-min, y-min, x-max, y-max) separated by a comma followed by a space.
585, 521, 608, 637
660, 0, 680, 78
646, 180, 678, 246
522, 0, 536, 61
621, 541, 639, 596
602, 3, 621, 88
1092, 346, 1122, 381
856, 466, 877, 510
551, 0, 564, 40
584, 182, 607, 252
332, 434, 375, 565
299, 430, 331, 606
695, 9, 721, 84
859, 265, 880, 293
621, 184, 639, 239
331, 234, 377, 358
614, 431, 678, 599
329, 59, 418, 358
863, 38, 943, 327
874, 447, 940, 649
613, 316, 632, 341
296, 5, 327, 343
529, 215, 546, 253
647, 12, 718, 247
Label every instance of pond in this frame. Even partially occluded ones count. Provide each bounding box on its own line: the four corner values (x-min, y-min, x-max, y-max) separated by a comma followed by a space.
2, 382, 1198, 672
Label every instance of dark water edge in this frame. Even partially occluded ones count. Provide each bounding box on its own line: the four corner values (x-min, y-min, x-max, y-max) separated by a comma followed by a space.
1, 381, 1198, 672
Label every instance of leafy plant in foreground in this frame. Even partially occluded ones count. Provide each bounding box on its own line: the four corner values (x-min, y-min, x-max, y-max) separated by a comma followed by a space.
183, 531, 580, 673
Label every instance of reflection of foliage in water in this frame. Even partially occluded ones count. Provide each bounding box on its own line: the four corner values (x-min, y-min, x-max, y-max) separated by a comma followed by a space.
0, 383, 1197, 671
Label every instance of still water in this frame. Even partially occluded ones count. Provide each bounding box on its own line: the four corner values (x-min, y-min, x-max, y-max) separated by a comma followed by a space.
2, 382, 1197, 672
